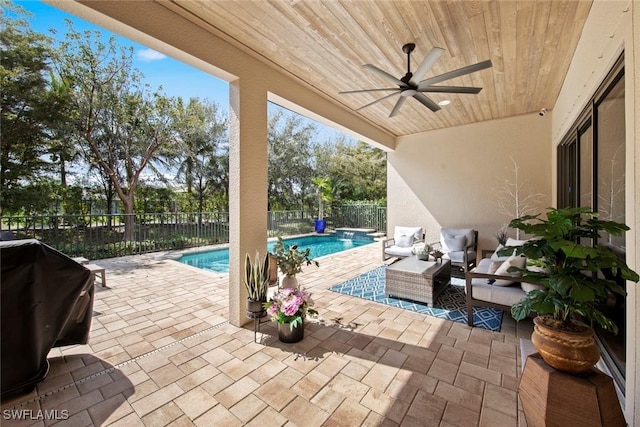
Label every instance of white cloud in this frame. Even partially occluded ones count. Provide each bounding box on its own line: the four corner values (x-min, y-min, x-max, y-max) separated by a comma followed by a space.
137, 48, 167, 62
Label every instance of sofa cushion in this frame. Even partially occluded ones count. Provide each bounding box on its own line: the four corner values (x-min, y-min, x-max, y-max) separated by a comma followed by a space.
468, 282, 527, 307
443, 250, 477, 264
384, 245, 414, 258
493, 255, 527, 286
394, 226, 423, 248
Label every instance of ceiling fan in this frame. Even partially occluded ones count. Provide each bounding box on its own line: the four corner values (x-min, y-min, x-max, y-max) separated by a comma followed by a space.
340, 43, 492, 117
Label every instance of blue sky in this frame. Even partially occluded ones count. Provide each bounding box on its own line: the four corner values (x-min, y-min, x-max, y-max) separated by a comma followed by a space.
15, 0, 353, 144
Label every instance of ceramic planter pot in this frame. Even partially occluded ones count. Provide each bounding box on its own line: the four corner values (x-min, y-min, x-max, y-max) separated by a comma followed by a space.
246, 298, 266, 319
278, 320, 304, 343
531, 315, 600, 375
281, 275, 298, 289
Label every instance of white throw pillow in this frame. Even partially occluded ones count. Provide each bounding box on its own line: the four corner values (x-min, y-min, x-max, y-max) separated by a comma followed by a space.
444, 235, 466, 251
394, 226, 422, 248
506, 237, 528, 247
487, 261, 503, 284
521, 282, 545, 293
493, 255, 527, 286
441, 228, 473, 252
492, 238, 527, 260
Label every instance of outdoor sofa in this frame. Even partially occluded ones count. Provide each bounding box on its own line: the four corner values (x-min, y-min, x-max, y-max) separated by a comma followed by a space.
464, 238, 543, 327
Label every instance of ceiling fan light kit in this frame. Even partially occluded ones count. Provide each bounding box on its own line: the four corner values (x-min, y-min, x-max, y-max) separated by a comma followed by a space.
340, 43, 492, 118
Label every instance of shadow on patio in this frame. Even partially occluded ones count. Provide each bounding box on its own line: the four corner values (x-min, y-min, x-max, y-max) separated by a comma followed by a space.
1, 242, 529, 426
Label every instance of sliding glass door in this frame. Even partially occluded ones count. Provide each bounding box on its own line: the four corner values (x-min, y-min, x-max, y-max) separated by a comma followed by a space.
556, 53, 626, 390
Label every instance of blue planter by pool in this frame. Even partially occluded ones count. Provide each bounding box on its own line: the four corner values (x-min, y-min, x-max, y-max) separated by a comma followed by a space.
314, 219, 326, 233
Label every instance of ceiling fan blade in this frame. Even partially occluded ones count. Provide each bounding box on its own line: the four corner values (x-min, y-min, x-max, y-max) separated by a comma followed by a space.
409, 47, 445, 86
355, 91, 400, 111
389, 97, 407, 118
413, 93, 441, 112
339, 88, 400, 94
363, 64, 405, 86
418, 85, 483, 94
418, 59, 493, 88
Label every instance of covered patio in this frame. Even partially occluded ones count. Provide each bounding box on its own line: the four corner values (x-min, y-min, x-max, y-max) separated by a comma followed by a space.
1, 243, 532, 425
17, 0, 640, 424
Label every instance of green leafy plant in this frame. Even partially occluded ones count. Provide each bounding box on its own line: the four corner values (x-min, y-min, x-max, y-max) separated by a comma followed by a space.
272, 236, 319, 276
243, 252, 270, 301
264, 287, 317, 327
507, 207, 639, 333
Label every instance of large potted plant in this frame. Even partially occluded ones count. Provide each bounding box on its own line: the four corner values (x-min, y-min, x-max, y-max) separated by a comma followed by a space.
507, 207, 639, 374
272, 237, 319, 288
264, 287, 317, 343
311, 177, 333, 233
243, 252, 270, 319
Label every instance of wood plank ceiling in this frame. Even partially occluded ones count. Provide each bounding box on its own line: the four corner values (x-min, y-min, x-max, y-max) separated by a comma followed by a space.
162, 0, 592, 138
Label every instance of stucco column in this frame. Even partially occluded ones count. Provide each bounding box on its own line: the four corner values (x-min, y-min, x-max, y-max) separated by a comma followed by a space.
228, 79, 268, 327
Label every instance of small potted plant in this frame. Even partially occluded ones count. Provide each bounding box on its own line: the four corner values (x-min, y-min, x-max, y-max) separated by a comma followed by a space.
311, 177, 333, 233
507, 207, 639, 374
243, 252, 270, 319
411, 242, 432, 260
494, 227, 508, 246
272, 236, 319, 288
263, 287, 318, 343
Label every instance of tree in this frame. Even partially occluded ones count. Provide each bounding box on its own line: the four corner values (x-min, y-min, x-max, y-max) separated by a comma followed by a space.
53, 22, 176, 240
173, 98, 228, 213
328, 141, 386, 202
0, 4, 69, 214
267, 109, 316, 210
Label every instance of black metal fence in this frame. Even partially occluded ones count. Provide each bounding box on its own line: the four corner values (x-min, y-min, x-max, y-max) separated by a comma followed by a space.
1, 205, 386, 259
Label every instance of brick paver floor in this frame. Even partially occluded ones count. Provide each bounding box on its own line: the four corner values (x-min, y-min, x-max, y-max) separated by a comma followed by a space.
1, 240, 532, 426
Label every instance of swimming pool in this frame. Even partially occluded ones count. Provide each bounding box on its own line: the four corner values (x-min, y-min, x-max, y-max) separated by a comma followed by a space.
179, 234, 375, 273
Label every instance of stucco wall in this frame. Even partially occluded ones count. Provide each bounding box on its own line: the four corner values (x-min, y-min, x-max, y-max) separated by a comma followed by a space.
388, 112, 551, 255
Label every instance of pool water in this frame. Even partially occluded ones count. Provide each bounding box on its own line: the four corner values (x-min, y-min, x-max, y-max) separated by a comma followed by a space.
179, 234, 375, 273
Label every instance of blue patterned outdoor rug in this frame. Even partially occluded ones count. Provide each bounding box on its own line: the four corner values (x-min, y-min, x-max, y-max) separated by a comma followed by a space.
329, 265, 503, 332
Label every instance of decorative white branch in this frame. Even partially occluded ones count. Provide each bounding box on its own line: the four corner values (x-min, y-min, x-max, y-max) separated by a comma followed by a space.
492, 156, 547, 239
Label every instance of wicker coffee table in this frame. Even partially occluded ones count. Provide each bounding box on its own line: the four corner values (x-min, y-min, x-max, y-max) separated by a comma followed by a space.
385, 257, 451, 307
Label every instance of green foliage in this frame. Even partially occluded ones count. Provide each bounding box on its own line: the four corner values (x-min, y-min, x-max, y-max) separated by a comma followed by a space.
135, 186, 177, 213
173, 98, 229, 212
243, 252, 270, 301
509, 207, 639, 333
272, 236, 319, 276
328, 141, 387, 202
267, 109, 317, 210
0, 4, 71, 212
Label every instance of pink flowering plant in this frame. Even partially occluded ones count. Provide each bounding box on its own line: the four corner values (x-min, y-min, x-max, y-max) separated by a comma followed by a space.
263, 288, 317, 327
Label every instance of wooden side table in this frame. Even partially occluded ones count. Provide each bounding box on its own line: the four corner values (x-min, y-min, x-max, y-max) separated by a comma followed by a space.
519, 353, 625, 427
